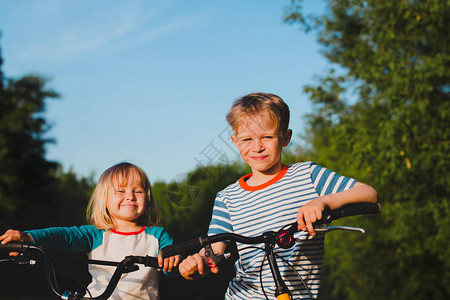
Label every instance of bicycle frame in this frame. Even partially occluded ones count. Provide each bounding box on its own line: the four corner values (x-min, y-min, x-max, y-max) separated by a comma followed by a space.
161, 202, 381, 300
0, 242, 159, 300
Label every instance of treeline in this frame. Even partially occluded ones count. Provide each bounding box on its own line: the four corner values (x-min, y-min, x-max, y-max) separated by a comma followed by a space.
284, 1, 449, 299
1, 0, 449, 299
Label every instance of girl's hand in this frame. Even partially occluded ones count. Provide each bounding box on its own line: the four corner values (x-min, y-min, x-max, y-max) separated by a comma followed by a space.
158, 254, 181, 273
297, 196, 329, 236
0, 229, 33, 256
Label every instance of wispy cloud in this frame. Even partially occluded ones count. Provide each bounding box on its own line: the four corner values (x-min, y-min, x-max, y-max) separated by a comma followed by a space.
15, 0, 202, 62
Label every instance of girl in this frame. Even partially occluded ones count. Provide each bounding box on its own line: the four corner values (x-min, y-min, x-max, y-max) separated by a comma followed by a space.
0, 162, 180, 300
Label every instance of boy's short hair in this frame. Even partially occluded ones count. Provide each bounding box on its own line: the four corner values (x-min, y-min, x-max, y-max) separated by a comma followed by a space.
226, 92, 290, 135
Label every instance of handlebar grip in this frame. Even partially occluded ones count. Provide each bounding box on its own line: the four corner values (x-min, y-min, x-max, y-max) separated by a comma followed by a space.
0, 241, 29, 252
160, 236, 206, 258
319, 202, 381, 224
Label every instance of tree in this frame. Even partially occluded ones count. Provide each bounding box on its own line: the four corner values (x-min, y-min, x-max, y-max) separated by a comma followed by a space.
0, 41, 96, 297
285, 0, 449, 299
0, 42, 93, 230
153, 163, 247, 299
0, 72, 61, 229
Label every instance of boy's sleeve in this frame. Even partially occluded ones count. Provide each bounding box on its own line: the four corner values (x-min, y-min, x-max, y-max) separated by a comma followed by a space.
310, 163, 356, 195
208, 192, 234, 235
25, 225, 99, 252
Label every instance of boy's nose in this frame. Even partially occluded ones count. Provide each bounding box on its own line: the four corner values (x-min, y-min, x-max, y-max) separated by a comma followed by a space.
252, 139, 264, 151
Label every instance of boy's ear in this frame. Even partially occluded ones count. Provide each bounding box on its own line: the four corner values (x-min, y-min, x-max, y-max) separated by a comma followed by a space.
282, 129, 293, 147
230, 135, 238, 147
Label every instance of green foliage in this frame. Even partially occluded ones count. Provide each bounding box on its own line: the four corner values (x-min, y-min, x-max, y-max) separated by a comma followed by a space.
47, 167, 95, 227
0, 73, 59, 229
0, 44, 97, 298
153, 163, 247, 240
0, 46, 94, 231
154, 163, 248, 299
285, 0, 449, 299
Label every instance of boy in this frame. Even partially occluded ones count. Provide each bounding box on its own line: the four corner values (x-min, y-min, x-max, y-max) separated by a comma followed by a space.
179, 92, 378, 299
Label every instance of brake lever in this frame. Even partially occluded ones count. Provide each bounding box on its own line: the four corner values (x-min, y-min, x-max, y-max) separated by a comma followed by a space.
315, 225, 365, 234
13, 251, 37, 265
204, 244, 230, 268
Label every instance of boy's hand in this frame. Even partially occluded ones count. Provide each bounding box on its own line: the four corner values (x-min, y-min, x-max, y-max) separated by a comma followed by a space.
178, 253, 219, 280
0, 229, 33, 256
297, 196, 329, 236
158, 254, 181, 272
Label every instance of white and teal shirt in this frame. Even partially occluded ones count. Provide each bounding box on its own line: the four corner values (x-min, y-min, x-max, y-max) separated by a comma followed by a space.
26, 225, 174, 300
208, 162, 357, 299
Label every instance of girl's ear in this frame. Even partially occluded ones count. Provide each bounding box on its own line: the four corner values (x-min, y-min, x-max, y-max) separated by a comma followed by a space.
282, 129, 292, 147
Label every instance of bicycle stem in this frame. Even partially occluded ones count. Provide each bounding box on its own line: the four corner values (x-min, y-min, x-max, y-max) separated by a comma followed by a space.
266, 246, 291, 299
259, 232, 292, 300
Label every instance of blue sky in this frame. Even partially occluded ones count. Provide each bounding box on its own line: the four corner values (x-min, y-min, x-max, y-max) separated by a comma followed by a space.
0, 0, 328, 183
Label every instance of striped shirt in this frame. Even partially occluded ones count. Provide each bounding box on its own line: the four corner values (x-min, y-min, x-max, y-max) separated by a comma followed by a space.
208, 162, 356, 299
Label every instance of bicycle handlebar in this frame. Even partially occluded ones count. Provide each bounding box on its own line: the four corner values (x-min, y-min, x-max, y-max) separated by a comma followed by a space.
317, 201, 381, 224
160, 202, 381, 258
0, 242, 160, 300
0, 241, 31, 252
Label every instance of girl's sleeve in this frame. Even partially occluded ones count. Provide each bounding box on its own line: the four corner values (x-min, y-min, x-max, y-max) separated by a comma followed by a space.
25, 225, 100, 252
158, 228, 174, 250
157, 228, 181, 278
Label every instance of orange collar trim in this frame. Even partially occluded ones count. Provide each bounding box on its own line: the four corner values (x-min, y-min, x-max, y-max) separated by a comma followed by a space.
238, 164, 289, 191
111, 226, 146, 235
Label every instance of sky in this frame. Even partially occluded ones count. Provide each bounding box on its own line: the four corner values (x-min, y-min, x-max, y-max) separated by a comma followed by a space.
0, 0, 328, 184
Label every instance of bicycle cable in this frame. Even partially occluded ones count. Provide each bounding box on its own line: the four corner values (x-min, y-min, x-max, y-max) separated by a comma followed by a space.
239, 244, 314, 300
29, 245, 63, 298
259, 250, 271, 300
233, 245, 271, 300
48, 257, 94, 299
272, 250, 313, 299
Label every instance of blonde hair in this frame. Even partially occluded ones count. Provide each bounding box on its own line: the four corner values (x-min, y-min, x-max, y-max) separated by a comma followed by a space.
226, 92, 290, 135
86, 162, 162, 230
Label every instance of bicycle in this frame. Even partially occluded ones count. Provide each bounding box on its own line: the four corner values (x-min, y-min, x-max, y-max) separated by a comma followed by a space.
0, 241, 160, 300
160, 202, 381, 300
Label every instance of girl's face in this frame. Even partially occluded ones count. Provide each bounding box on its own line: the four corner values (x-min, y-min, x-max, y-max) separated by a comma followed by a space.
107, 176, 147, 231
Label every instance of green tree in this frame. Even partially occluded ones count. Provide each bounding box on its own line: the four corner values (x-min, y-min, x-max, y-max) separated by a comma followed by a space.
153, 162, 247, 240
153, 163, 247, 299
0, 41, 95, 297
48, 167, 95, 226
0, 73, 60, 229
285, 0, 449, 299
0, 43, 94, 231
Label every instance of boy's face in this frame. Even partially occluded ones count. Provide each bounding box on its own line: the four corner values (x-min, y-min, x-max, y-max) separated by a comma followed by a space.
231, 112, 292, 178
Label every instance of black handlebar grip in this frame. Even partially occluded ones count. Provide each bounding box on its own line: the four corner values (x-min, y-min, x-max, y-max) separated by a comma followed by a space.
321, 202, 381, 223
160, 236, 205, 258
0, 241, 28, 252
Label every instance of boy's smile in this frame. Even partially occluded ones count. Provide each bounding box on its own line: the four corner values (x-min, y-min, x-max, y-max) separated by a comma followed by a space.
231, 112, 291, 185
